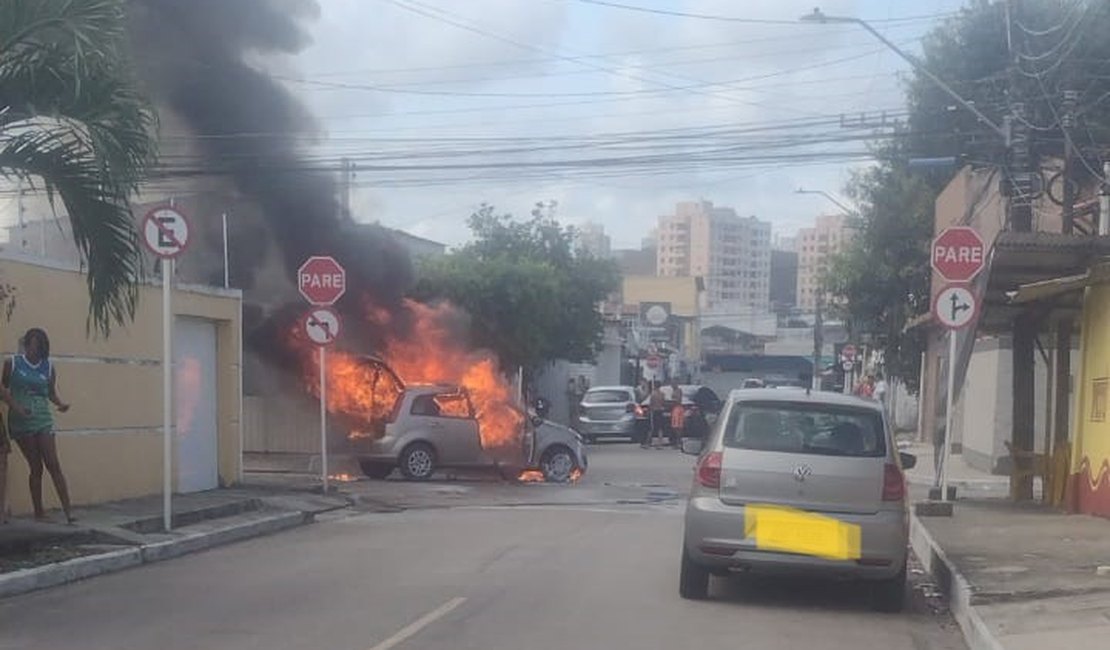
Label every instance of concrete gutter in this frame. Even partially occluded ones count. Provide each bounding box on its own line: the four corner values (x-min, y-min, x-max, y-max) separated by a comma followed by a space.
0, 509, 317, 600
910, 511, 1005, 650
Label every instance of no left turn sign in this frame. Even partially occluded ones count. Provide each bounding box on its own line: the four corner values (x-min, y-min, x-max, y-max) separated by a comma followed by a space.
142, 206, 190, 259
304, 307, 342, 346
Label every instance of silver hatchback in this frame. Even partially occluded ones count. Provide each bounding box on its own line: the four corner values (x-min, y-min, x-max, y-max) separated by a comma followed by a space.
577, 386, 639, 442
679, 388, 915, 611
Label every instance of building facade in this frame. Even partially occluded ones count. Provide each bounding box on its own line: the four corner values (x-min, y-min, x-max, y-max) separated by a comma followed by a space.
796, 214, 854, 311
656, 201, 770, 311
575, 222, 612, 258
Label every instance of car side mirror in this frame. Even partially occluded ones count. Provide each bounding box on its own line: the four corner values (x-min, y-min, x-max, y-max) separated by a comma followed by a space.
899, 452, 917, 470
531, 416, 544, 427
681, 438, 704, 456
533, 398, 550, 419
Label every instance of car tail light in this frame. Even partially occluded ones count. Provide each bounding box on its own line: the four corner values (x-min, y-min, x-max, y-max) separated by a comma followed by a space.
696, 451, 723, 489
882, 463, 906, 501
634, 404, 646, 417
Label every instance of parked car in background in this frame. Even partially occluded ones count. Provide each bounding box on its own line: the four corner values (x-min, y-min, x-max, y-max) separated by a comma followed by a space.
577, 385, 639, 443
678, 388, 915, 611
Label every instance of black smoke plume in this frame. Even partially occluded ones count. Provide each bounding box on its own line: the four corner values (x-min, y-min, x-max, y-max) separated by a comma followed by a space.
130, 0, 417, 363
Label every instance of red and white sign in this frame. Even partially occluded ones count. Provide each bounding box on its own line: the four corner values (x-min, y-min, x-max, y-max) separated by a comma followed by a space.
645, 354, 662, 369
303, 307, 342, 346
933, 284, 978, 330
298, 256, 346, 306
932, 227, 986, 282
142, 206, 190, 259
841, 344, 857, 362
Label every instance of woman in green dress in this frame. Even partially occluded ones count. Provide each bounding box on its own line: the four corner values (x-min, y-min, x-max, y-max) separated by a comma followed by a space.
4, 328, 72, 523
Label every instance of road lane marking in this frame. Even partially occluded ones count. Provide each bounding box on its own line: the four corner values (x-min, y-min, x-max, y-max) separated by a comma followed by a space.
367, 597, 466, 650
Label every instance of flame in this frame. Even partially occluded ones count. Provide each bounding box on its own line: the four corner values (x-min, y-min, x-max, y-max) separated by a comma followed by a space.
297, 299, 524, 451
570, 467, 583, 483
328, 473, 358, 482
518, 469, 545, 482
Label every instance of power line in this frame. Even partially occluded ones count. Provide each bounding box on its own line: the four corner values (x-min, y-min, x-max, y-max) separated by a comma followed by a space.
567, 0, 958, 26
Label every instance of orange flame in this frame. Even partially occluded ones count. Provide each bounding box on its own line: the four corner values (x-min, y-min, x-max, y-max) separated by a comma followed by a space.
518, 469, 545, 482
298, 299, 523, 451
328, 473, 358, 482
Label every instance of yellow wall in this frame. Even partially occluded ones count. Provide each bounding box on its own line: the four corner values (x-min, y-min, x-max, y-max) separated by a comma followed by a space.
1073, 282, 1110, 516
0, 257, 241, 516
622, 275, 702, 359
622, 275, 700, 316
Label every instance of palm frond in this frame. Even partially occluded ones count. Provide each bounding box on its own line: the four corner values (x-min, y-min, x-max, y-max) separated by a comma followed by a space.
0, 125, 141, 333
0, 0, 157, 335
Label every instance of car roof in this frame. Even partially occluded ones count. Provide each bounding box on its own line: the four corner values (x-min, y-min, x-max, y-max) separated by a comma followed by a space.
406, 384, 461, 396
726, 387, 882, 412
586, 385, 635, 392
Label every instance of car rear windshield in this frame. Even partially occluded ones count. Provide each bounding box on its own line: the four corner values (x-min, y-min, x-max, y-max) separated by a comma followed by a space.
584, 389, 631, 403
721, 401, 886, 458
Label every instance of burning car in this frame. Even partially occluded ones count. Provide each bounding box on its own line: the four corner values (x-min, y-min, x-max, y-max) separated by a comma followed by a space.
340, 357, 587, 482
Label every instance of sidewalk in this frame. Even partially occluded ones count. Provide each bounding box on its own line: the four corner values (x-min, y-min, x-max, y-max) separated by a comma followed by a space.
911, 496, 1110, 650
0, 485, 349, 599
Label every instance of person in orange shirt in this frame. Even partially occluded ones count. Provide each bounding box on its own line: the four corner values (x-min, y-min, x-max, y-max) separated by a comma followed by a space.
668, 380, 685, 449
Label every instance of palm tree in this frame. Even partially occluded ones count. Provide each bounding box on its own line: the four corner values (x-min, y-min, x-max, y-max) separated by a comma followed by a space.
0, 0, 157, 333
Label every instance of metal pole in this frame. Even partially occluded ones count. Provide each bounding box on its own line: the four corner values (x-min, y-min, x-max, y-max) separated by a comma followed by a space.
320, 346, 328, 492
941, 330, 956, 502
916, 350, 927, 442
1100, 161, 1110, 236
236, 299, 244, 484
163, 257, 173, 531
221, 212, 230, 289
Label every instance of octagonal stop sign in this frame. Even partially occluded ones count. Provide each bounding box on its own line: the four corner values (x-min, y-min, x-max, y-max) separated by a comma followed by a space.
298, 256, 346, 306
932, 227, 986, 283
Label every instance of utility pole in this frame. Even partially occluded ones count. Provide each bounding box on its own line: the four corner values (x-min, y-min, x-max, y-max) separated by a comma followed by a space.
339, 157, 352, 220
1007, 0, 1036, 501
812, 290, 824, 391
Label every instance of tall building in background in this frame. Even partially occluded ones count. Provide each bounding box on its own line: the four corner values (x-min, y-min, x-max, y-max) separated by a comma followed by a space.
656, 200, 770, 311
575, 222, 612, 258
796, 213, 854, 311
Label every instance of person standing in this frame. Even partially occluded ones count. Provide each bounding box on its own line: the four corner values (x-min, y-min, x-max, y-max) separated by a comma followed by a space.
645, 382, 666, 449
668, 380, 685, 449
4, 329, 73, 523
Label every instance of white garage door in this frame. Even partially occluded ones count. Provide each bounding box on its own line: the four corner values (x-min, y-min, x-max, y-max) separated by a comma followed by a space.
175, 317, 219, 493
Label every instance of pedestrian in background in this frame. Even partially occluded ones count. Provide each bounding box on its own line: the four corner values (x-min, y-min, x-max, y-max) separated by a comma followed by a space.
644, 382, 666, 449
4, 328, 73, 523
668, 379, 685, 449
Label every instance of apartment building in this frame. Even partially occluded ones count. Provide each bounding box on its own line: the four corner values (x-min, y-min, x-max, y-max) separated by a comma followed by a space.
656, 200, 771, 311
796, 213, 854, 311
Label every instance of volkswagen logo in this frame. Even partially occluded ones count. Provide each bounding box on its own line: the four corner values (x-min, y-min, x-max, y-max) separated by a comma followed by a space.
793, 464, 813, 482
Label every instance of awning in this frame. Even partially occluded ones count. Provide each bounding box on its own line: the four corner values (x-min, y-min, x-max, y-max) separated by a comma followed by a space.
1007, 262, 1110, 304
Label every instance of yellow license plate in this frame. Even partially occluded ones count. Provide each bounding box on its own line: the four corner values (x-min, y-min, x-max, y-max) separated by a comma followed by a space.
744, 504, 861, 561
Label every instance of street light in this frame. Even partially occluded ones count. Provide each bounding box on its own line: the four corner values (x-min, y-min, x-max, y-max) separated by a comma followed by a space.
795, 187, 854, 216
800, 8, 1006, 139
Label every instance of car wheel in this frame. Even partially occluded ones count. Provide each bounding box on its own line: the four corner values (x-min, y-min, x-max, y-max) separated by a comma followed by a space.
399, 443, 436, 481
679, 544, 710, 600
540, 445, 577, 483
358, 460, 393, 480
870, 564, 907, 613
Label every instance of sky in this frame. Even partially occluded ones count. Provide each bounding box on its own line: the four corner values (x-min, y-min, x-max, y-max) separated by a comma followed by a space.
1, 0, 972, 250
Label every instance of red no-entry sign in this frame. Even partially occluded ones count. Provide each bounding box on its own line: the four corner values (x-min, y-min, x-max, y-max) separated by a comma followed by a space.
298, 256, 346, 306
932, 227, 986, 282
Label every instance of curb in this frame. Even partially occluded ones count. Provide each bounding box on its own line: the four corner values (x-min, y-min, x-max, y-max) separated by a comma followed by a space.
0, 511, 313, 600
910, 512, 1005, 650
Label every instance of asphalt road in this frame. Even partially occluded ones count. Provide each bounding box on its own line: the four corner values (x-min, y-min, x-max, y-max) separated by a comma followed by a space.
0, 443, 967, 650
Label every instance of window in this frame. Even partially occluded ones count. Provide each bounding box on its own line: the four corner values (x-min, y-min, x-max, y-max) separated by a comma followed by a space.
722, 401, 885, 457
1092, 378, 1108, 422
585, 389, 633, 403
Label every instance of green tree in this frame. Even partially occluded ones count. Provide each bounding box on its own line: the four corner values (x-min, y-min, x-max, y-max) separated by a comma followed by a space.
411, 203, 620, 375
827, 0, 1110, 391
0, 0, 158, 332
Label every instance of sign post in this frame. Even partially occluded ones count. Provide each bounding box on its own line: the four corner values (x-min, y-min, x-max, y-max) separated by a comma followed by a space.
840, 344, 857, 395
931, 226, 986, 504
298, 258, 346, 491
142, 206, 191, 532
